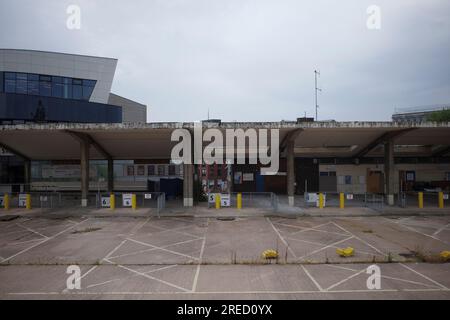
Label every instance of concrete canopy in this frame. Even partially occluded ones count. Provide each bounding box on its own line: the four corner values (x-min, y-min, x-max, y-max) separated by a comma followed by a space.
0, 122, 449, 161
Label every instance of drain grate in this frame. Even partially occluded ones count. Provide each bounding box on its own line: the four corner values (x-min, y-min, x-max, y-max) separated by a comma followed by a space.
216, 217, 236, 221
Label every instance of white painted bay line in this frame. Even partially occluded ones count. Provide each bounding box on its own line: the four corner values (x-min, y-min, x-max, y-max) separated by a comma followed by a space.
126, 238, 199, 260
301, 265, 323, 292
108, 237, 204, 260
331, 222, 386, 256
111, 261, 190, 292
192, 218, 208, 292
1, 218, 90, 263
267, 218, 297, 259
16, 223, 49, 239
326, 268, 367, 291
296, 236, 354, 261
400, 263, 449, 290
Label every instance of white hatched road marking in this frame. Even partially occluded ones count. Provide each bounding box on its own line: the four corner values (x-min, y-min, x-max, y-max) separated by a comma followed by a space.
1, 218, 90, 263
192, 218, 209, 292
267, 218, 297, 259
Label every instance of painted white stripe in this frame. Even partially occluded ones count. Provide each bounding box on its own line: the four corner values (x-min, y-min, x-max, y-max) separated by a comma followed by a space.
400, 263, 449, 290
86, 264, 179, 289
1, 218, 89, 263
274, 222, 349, 237
126, 238, 199, 260
112, 262, 190, 292
326, 268, 367, 291
16, 224, 49, 239
296, 236, 354, 261
331, 222, 386, 256
433, 223, 450, 236
267, 218, 297, 259
301, 265, 323, 292
192, 218, 208, 292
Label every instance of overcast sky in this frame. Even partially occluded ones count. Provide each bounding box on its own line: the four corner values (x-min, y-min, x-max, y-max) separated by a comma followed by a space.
1, 0, 449, 122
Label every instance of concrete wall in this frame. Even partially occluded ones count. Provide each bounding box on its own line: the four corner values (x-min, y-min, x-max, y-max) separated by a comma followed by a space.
108, 93, 147, 123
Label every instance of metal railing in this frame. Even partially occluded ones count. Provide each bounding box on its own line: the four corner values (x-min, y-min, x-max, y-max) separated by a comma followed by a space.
302, 192, 384, 211
0, 190, 166, 214
207, 192, 279, 212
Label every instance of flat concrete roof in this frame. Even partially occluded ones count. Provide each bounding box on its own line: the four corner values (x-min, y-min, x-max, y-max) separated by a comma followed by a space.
0, 122, 449, 160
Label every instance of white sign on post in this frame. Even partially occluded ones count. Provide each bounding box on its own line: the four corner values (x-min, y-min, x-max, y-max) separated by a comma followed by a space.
19, 194, 27, 207
144, 194, 152, 200
306, 193, 318, 203
101, 197, 110, 208
208, 193, 217, 204
221, 194, 231, 207
347, 194, 354, 200
444, 194, 449, 200
122, 194, 133, 207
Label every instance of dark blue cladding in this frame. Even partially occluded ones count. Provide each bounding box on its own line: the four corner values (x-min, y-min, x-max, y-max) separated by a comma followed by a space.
0, 93, 122, 123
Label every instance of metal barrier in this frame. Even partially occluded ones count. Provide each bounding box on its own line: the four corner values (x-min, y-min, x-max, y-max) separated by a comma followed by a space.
303, 192, 384, 211
398, 191, 448, 209
0, 191, 166, 214
207, 192, 278, 212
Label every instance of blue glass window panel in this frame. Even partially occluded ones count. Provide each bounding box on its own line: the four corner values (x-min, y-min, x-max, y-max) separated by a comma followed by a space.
82, 79, 96, 87
63, 77, 72, 85
52, 76, 63, 83
63, 84, 72, 99
16, 73, 27, 81
52, 82, 64, 98
28, 81, 39, 95
0, 72, 3, 93
16, 80, 27, 94
28, 74, 39, 81
72, 85, 82, 99
5, 72, 15, 80
72, 79, 82, 85
5, 79, 15, 93
39, 75, 51, 82
82, 85, 94, 100
39, 81, 51, 96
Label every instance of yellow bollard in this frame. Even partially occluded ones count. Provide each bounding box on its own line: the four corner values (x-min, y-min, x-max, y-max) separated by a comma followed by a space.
25, 194, 32, 210
438, 192, 444, 209
418, 192, 424, 209
237, 193, 242, 209
319, 193, 324, 209
215, 194, 221, 209
110, 193, 115, 210
339, 193, 345, 209
131, 194, 137, 210
4, 193, 9, 210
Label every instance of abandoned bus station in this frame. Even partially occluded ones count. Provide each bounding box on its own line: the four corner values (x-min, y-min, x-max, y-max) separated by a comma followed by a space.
1, 50, 450, 212
0, 121, 449, 211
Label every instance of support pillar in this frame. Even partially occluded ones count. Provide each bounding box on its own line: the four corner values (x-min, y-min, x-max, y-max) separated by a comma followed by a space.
107, 158, 114, 193
80, 140, 90, 207
286, 140, 295, 207
183, 164, 194, 207
384, 140, 395, 206
24, 160, 31, 192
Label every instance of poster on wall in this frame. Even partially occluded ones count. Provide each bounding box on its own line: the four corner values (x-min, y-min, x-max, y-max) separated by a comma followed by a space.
406, 171, 416, 182
41, 165, 88, 178
234, 172, 243, 184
